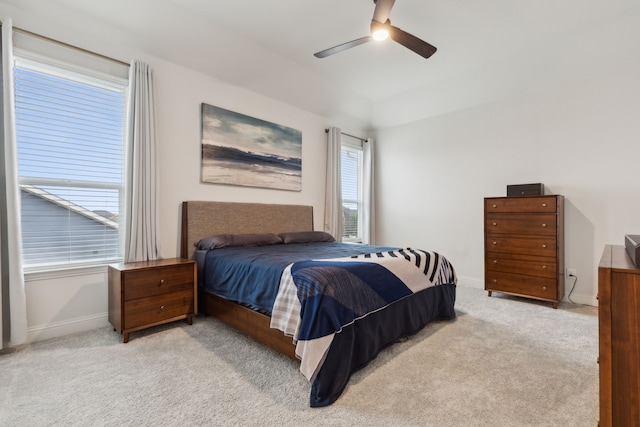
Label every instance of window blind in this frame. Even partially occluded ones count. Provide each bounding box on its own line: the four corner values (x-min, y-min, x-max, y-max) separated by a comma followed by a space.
14, 56, 127, 270
341, 145, 362, 242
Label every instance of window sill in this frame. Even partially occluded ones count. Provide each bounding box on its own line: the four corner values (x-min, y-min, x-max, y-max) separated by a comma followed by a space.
24, 261, 122, 282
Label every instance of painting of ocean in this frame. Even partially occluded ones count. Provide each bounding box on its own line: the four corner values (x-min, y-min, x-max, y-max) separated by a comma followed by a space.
201, 103, 302, 191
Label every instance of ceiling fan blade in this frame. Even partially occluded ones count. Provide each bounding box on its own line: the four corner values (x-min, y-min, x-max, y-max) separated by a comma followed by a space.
372, 0, 396, 24
314, 36, 372, 58
389, 25, 437, 59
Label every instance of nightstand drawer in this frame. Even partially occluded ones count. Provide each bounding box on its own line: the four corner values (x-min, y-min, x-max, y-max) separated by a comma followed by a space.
124, 263, 194, 300
124, 290, 194, 329
486, 213, 556, 236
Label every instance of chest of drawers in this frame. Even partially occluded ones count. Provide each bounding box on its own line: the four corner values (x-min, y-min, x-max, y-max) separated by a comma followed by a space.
108, 258, 197, 342
484, 195, 564, 308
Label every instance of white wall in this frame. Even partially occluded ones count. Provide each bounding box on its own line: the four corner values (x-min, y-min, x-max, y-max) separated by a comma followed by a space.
375, 62, 640, 305
151, 57, 339, 259
4, 11, 367, 342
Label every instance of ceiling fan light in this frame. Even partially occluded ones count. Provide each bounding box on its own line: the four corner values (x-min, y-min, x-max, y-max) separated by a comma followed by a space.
370, 19, 390, 41
372, 28, 389, 41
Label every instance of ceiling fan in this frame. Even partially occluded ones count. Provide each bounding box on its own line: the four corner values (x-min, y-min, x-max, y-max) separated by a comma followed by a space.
314, 0, 437, 59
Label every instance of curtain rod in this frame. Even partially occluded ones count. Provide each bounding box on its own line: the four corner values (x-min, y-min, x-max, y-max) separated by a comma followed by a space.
324, 128, 367, 143
4, 24, 129, 67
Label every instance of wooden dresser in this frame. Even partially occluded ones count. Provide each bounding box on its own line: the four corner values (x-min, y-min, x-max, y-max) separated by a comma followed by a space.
108, 258, 197, 342
598, 245, 640, 427
484, 195, 564, 308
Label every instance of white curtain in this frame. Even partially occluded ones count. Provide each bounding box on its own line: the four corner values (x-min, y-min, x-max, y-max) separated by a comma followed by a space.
362, 137, 375, 244
324, 127, 343, 241
125, 60, 160, 262
1, 18, 28, 348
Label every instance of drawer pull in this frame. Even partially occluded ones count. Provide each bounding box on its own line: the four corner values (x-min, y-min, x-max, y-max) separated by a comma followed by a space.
542, 286, 547, 291
492, 222, 497, 226
542, 265, 547, 269
160, 305, 165, 311
159, 279, 166, 287
493, 279, 497, 283
492, 241, 497, 245
492, 204, 497, 208
541, 223, 547, 227
542, 203, 547, 207
542, 244, 547, 248
493, 260, 498, 264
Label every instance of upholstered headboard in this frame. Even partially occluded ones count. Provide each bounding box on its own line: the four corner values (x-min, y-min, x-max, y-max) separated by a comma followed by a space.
180, 201, 314, 260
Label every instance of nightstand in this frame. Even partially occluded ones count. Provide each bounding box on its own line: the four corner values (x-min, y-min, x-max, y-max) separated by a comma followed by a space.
108, 258, 197, 342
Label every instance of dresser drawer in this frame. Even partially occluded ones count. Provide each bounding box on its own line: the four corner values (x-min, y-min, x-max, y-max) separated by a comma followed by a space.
124, 290, 194, 329
124, 263, 195, 301
486, 271, 557, 300
486, 236, 556, 257
486, 213, 557, 236
485, 197, 557, 213
485, 255, 556, 278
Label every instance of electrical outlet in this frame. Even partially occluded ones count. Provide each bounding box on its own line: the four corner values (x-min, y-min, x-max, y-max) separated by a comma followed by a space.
567, 268, 577, 278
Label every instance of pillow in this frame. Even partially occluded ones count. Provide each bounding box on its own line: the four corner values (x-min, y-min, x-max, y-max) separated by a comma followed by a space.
278, 231, 336, 244
195, 233, 282, 250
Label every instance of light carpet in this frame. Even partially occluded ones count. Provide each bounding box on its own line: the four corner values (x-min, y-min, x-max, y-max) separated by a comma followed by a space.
0, 286, 599, 426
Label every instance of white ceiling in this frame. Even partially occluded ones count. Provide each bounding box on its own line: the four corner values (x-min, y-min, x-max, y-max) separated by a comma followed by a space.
4, 0, 640, 129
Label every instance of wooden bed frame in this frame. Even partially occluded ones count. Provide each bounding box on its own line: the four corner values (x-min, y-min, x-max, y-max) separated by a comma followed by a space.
180, 201, 315, 360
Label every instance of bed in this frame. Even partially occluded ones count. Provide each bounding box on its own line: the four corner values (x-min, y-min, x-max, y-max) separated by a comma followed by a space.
180, 201, 457, 407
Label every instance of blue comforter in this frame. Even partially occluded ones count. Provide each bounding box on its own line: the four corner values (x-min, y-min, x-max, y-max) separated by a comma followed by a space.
200, 242, 395, 312
292, 249, 448, 341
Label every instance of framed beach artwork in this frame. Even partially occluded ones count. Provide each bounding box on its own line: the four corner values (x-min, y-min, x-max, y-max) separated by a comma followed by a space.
200, 103, 302, 191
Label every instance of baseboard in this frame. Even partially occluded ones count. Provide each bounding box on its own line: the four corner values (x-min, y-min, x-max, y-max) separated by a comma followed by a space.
562, 292, 598, 307
27, 313, 110, 343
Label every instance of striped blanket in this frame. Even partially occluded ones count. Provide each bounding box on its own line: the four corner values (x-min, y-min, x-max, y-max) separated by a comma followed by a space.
270, 248, 456, 382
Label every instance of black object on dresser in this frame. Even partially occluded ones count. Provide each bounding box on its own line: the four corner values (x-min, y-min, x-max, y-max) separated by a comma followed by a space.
506, 183, 544, 197
624, 234, 640, 266
484, 195, 565, 308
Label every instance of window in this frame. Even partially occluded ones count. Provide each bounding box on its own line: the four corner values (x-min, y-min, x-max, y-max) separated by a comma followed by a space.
341, 139, 364, 242
14, 55, 128, 270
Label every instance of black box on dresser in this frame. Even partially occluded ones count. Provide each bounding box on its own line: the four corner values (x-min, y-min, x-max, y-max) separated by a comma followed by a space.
625, 234, 640, 266
506, 183, 544, 197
